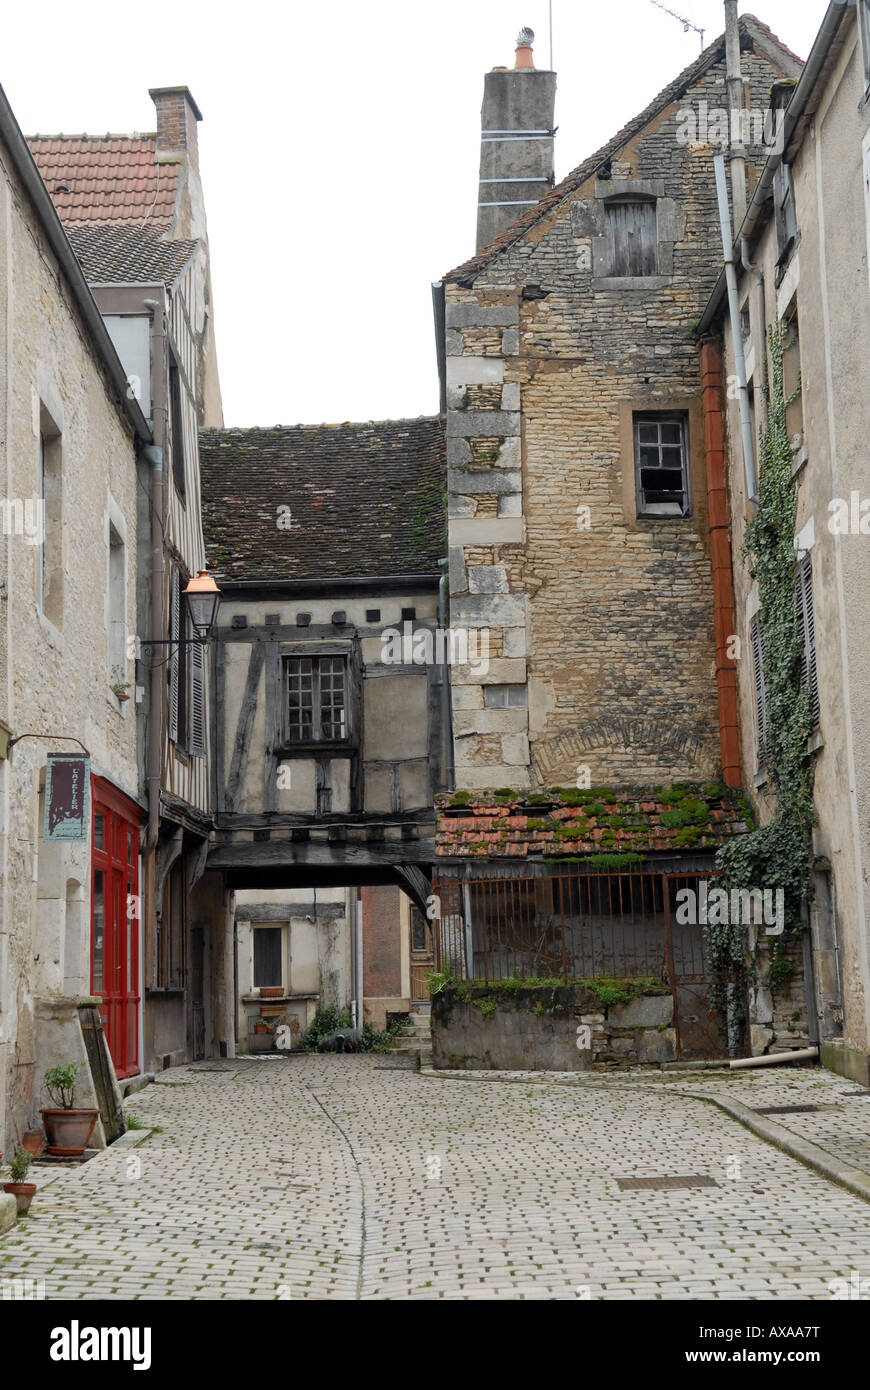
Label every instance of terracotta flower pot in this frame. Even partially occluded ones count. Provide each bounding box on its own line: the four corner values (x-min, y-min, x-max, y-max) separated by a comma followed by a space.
40, 1108, 99, 1157
21, 1130, 45, 1158
259, 987, 283, 998
3, 1181, 36, 1214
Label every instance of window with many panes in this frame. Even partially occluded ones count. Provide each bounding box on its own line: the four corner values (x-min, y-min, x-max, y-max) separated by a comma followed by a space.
285, 655, 348, 743
634, 414, 690, 516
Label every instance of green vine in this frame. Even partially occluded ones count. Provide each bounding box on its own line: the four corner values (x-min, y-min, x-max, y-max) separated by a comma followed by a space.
714, 324, 816, 969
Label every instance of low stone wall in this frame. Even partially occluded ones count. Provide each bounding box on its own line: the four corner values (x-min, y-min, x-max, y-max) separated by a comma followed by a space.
431, 983, 676, 1071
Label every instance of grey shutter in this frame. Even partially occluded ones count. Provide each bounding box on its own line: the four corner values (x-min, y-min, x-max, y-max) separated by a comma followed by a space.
189, 635, 205, 757
169, 568, 180, 744
605, 201, 658, 277
751, 615, 768, 764
795, 556, 820, 727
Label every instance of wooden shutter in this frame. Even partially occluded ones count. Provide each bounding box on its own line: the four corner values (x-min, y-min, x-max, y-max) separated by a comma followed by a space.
189, 635, 205, 757
169, 569, 180, 744
605, 201, 658, 277
751, 615, 769, 765
795, 555, 820, 727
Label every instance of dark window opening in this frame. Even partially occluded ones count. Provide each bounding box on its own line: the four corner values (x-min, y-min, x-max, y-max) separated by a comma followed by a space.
253, 927, 283, 989
169, 355, 186, 500
634, 414, 690, 516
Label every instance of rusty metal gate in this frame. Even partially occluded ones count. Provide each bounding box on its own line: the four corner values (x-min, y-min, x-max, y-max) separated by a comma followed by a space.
432, 869, 743, 1061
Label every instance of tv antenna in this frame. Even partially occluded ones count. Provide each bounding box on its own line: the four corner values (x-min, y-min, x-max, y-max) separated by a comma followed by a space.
649, 0, 706, 50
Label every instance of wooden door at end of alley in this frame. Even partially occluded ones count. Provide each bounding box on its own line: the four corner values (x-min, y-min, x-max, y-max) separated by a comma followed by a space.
410, 906, 434, 1002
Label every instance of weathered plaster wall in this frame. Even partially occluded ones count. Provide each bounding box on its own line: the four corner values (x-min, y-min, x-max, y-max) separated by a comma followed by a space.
0, 134, 140, 1150
721, 17, 870, 1070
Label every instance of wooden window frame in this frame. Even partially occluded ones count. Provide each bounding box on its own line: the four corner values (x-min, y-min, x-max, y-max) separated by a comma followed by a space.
169, 352, 187, 503
750, 613, 770, 768
794, 553, 820, 730
282, 652, 352, 747
633, 412, 691, 518
604, 198, 659, 278
773, 161, 798, 266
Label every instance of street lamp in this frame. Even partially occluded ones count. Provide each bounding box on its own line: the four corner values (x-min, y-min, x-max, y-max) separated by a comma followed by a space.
138, 570, 222, 648
183, 570, 222, 639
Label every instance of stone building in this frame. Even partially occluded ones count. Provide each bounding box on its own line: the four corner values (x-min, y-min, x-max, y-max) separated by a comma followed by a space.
199, 417, 447, 1044
29, 87, 230, 1075
0, 83, 150, 1151
430, 19, 807, 1062
700, 0, 870, 1084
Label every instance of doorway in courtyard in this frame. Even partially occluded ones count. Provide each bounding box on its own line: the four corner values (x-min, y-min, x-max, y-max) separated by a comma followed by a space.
432, 868, 745, 1061
91, 778, 141, 1077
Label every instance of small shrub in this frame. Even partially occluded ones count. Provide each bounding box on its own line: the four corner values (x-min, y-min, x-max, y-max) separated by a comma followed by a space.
9, 1147, 32, 1182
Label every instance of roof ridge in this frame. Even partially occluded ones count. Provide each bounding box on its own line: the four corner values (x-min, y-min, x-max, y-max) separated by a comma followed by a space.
200, 415, 443, 434
445, 12, 804, 286
27, 131, 157, 142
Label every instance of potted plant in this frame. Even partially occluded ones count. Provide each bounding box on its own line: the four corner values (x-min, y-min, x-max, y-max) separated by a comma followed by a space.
40, 1063, 99, 1157
253, 1019, 272, 1035
3, 1146, 36, 1214
110, 665, 131, 701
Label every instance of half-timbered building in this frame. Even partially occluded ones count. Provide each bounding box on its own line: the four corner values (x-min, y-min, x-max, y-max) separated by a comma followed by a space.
199, 417, 447, 1039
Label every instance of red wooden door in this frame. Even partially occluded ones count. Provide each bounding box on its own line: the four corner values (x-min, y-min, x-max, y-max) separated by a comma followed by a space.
91, 780, 140, 1077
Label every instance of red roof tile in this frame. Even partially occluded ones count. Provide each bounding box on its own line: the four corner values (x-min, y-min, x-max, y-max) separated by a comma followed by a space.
27, 135, 178, 230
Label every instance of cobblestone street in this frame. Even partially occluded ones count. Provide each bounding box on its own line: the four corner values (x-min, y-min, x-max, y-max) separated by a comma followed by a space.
2, 1057, 870, 1300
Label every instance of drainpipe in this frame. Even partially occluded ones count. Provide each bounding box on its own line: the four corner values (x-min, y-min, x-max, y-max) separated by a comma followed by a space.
730, 1046, 818, 1069
438, 557, 455, 792
144, 443, 164, 854
724, 1, 747, 230
714, 153, 758, 502
700, 338, 741, 787
144, 295, 167, 855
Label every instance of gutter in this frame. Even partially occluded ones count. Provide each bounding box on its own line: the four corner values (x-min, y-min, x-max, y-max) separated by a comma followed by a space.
697, 0, 851, 336
0, 82, 151, 444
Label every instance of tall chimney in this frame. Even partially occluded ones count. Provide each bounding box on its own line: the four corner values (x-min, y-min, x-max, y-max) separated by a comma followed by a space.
149, 86, 203, 172
476, 28, 556, 253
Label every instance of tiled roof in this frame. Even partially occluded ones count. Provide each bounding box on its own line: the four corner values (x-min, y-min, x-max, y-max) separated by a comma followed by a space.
66, 223, 197, 287
27, 134, 178, 229
446, 14, 803, 286
436, 787, 752, 859
199, 418, 447, 581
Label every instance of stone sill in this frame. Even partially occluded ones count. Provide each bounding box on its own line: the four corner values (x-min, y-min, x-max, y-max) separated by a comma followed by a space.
591, 276, 671, 293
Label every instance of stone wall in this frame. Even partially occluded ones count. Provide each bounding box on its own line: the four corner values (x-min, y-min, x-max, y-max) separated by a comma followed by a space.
431, 982, 677, 1071
443, 38, 798, 793
0, 129, 141, 1151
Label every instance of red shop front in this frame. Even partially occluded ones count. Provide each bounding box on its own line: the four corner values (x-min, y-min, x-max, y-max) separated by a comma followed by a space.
91, 777, 142, 1078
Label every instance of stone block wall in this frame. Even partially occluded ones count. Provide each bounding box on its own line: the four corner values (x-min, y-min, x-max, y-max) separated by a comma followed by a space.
443, 40, 798, 793
431, 982, 677, 1071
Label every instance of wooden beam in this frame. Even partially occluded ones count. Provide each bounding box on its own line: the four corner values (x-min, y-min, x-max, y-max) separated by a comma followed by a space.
224, 643, 265, 813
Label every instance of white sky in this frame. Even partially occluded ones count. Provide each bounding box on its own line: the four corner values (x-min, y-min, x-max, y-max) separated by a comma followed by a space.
4, 0, 823, 427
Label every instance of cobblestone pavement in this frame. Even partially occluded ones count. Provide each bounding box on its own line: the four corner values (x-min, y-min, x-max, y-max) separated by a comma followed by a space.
2, 1056, 870, 1300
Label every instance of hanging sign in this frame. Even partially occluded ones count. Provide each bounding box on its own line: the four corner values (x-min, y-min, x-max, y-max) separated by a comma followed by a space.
44, 753, 90, 841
